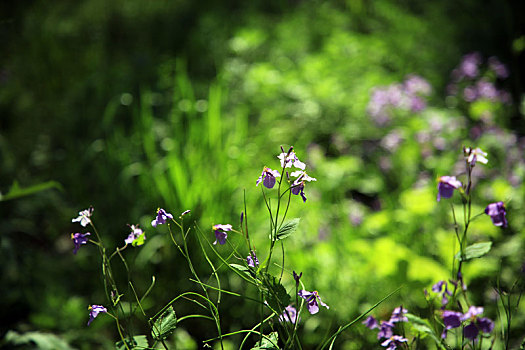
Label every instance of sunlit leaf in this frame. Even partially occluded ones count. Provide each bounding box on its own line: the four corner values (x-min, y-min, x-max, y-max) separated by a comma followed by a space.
455, 242, 492, 261
275, 218, 300, 241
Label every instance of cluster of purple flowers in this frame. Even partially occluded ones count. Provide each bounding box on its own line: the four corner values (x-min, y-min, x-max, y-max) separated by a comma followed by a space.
256, 147, 316, 203
441, 306, 494, 340
363, 306, 409, 350
367, 75, 431, 125
436, 147, 508, 227
431, 280, 452, 307
448, 52, 511, 104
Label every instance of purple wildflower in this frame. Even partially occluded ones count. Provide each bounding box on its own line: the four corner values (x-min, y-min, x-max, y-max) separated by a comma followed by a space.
181, 209, 191, 217
377, 321, 395, 339
212, 224, 232, 245
87, 305, 107, 326
389, 306, 408, 323
461, 306, 494, 340
404, 74, 432, 96
247, 250, 259, 267
291, 171, 316, 203
298, 290, 329, 315
256, 167, 281, 189
488, 57, 509, 79
362, 315, 378, 329
71, 232, 91, 254
381, 335, 408, 350
456, 52, 482, 80
151, 208, 173, 227
485, 201, 507, 227
441, 310, 463, 339
437, 176, 462, 202
432, 280, 452, 306
279, 305, 300, 324
72, 206, 94, 227
124, 225, 146, 246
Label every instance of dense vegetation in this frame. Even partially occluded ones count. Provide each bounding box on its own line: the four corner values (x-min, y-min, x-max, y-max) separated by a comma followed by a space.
1, 0, 524, 348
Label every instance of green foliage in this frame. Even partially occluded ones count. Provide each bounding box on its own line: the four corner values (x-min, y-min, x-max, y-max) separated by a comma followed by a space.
274, 218, 300, 241
4, 330, 74, 350
250, 332, 279, 350
260, 273, 290, 314
455, 241, 493, 261
115, 335, 148, 350
0, 180, 62, 202
151, 306, 177, 341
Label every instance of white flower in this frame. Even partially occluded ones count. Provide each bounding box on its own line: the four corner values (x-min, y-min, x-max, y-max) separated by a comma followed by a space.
465, 147, 488, 165
72, 207, 94, 227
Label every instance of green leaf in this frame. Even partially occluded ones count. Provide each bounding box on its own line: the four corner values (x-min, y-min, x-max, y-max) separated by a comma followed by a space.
115, 335, 148, 350
261, 273, 290, 313
229, 263, 249, 272
4, 330, 74, 350
0, 180, 62, 202
132, 233, 146, 247
151, 306, 177, 341
406, 314, 446, 350
455, 242, 492, 261
275, 218, 300, 241
250, 332, 279, 349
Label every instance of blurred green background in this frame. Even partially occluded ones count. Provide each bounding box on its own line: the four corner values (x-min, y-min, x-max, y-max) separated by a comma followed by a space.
1, 0, 525, 348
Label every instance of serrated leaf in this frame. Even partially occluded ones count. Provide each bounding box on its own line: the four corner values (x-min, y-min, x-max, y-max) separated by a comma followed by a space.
151, 306, 177, 341
261, 273, 290, 313
406, 314, 446, 350
115, 335, 148, 350
275, 218, 300, 241
250, 332, 279, 349
455, 242, 492, 261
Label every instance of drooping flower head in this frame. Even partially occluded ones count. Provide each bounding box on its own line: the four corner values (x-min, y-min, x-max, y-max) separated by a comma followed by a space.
381, 335, 408, 350
125, 225, 146, 246
298, 289, 329, 314
278, 149, 306, 170
485, 201, 507, 227
212, 224, 232, 245
71, 232, 91, 254
290, 171, 317, 203
464, 147, 488, 166
432, 280, 452, 306
437, 176, 462, 202
72, 206, 94, 227
389, 306, 408, 323
362, 315, 379, 329
293, 271, 302, 287
247, 250, 259, 267
87, 304, 107, 326
151, 208, 173, 227
256, 167, 281, 189
279, 305, 300, 324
